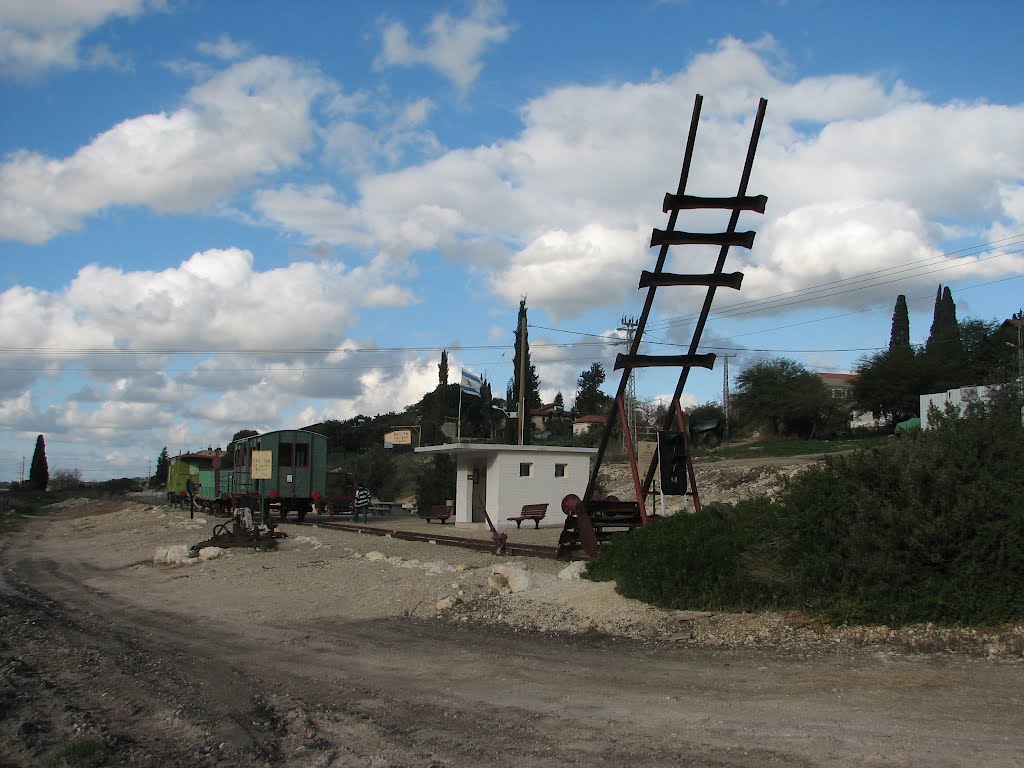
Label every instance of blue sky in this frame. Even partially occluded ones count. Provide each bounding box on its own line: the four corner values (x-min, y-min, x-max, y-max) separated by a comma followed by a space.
1, 0, 1022, 481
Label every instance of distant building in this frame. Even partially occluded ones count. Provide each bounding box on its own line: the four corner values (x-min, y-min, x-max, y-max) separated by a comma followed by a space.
572, 414, 605, 436
815, 372, 880, 430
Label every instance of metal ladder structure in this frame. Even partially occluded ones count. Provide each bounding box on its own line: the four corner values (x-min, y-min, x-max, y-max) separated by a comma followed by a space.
557, 94, 768, 560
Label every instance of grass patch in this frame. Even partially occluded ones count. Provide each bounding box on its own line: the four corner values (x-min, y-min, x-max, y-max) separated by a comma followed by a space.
696, 434, 889, 460
48, 738, 105, 767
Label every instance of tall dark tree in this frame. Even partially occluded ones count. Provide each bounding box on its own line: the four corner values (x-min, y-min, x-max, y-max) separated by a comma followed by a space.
231, 429, 259, 442
574, 362, 612, 415
430, 349, 449, 445
511, 299, 542, 443
889, 294, 911, 351
553, 391, 564, 409
29, 434, 49, 490
153, 446, 171, 486
924, 284, 967, 391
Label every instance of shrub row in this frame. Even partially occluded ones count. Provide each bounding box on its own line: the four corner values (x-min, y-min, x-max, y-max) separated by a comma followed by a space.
585, 397, 1024, 626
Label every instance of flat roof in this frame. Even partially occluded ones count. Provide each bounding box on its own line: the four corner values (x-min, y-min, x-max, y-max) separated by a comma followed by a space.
415, 443, 597, 456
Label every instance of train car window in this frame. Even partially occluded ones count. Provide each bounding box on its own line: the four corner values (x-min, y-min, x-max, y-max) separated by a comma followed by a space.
294, 443, 309, 467
279, 443, 294, 467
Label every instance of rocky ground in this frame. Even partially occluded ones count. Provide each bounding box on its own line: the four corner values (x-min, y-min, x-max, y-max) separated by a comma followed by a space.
1, 457, 1022, 767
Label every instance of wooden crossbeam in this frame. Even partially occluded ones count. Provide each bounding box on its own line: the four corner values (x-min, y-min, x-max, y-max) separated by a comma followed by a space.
649, 229, 755, 249
638, 270, 743, 290
614, 352, 716, 371
662, 193, 767, 214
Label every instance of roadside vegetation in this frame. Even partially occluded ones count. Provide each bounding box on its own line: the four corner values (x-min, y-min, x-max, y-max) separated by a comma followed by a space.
585, 393, 1024, 627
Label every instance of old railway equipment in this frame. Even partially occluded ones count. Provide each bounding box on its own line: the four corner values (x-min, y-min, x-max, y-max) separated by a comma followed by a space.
190, 505, 286, 555
557, 94, 768, 560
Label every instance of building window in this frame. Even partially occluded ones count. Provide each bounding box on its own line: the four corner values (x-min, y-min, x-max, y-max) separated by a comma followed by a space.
519, 462, 532, 477
554, 463, 566, 478
279, 442, 294, 467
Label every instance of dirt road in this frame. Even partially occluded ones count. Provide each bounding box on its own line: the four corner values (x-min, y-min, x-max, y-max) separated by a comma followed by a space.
1, 503, 1022, 767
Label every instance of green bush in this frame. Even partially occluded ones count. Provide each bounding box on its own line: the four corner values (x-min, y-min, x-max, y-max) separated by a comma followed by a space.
586, 395, 1024, 626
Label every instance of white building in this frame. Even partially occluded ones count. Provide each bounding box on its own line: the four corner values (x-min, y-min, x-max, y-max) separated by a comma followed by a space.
920, 384, 994, 429
414, 443, 597, 529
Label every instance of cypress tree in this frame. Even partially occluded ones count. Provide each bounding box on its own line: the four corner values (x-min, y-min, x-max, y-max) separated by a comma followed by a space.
889, 294, 911, 351
29, 434, 49, 491
511, 298, 542, 444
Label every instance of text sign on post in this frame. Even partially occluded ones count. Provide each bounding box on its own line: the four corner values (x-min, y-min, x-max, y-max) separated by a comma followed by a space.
251, 450, 273, 480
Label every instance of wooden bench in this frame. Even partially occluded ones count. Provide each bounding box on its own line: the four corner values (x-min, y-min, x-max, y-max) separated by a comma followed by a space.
422, 505, 453, 524
507, 503, 549, 529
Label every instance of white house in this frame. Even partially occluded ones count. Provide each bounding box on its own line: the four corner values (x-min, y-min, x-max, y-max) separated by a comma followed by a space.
414, 443, 597, 529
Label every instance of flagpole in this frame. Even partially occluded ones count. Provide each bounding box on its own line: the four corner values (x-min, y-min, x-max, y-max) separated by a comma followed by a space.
458, 379, 464, 441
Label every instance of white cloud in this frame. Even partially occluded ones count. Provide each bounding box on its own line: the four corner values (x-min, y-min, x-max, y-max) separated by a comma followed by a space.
0, 0, 155, 78
375, 0, 511, 90
0, 55, 332, 242
196, 34, 249, 61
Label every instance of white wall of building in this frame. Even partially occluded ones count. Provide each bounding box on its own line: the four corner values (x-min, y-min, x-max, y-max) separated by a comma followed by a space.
416, 444, 595, 528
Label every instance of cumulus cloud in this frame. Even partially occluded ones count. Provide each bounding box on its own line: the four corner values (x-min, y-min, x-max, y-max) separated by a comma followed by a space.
375, 0, 511, 90
0, 55, 331, 242
0, 0, 156, 78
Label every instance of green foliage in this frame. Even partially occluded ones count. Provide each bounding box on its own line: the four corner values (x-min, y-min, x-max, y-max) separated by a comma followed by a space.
889, 294, 911, 351
574, 362, 612, 416
349, 446, 399, 500
732, 358, 831, 438
854, 347, 925, 422
153, 446, 170, 486
586, 396, 1024, 626
48, 737, 105, 767
413, 454, 456, 511
584, 500, 784, 611
29, 434, 49, 491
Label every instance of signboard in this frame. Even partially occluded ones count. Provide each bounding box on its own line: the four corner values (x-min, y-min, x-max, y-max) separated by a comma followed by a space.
384, 429, 412, 446
251, 450, 273, 480
637, 440, 658, 474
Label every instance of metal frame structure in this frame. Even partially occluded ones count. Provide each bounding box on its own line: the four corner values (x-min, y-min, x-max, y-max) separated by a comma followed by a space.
573, 94, 768, 550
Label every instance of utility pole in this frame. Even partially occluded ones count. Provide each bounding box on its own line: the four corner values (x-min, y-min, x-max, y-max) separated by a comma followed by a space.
20, 457, 25, 485
517, 302, 527, 445
619, 315, 638, 452
721, 354, 733, 441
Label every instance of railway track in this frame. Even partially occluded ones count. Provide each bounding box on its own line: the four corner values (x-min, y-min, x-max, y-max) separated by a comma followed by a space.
291, 518, 560, 559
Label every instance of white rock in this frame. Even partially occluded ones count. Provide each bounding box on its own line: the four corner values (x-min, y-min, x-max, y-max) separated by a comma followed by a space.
152, 544, 191, 566
365, 551, 386, 561
558, 561, 588, 580
491, 563, 531, 593
197, 547, 225, 561
487, 573, 510, 591
436, 597, 455, 611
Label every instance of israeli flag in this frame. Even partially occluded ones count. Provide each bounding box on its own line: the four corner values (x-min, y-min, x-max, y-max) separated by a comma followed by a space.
460, 368, 482, 397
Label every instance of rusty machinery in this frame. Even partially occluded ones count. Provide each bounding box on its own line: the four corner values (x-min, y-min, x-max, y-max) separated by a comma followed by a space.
557, 94, 768, 560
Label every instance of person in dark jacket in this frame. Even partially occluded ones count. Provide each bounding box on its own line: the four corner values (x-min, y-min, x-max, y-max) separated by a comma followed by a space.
353, 484, 371, 523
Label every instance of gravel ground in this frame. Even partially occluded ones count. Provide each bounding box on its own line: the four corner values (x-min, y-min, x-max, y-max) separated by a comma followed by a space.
1, 460, 1022, 767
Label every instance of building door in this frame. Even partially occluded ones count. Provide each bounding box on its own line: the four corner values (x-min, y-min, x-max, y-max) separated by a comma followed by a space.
471, 462, 487, 523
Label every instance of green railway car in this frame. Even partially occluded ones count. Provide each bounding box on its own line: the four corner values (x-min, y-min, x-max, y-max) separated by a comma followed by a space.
229, 429, 353, 524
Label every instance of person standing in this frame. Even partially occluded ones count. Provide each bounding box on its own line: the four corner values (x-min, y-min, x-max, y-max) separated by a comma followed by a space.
353, 483, 371, 523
